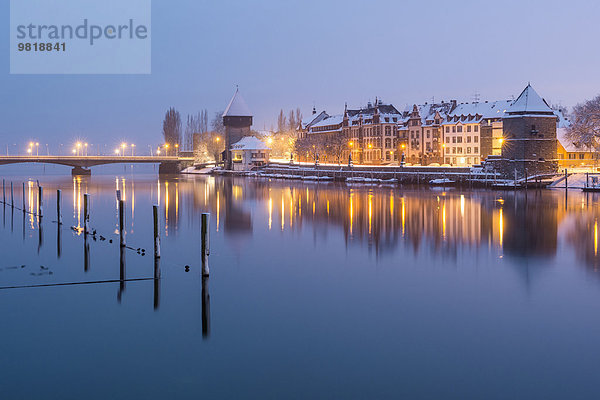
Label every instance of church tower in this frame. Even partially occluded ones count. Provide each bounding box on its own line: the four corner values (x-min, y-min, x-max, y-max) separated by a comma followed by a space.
222, 88, 253, 170
501, 84, 557, 177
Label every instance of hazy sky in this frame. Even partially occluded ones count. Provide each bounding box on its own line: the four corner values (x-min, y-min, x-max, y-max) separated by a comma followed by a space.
1, 0, 599, 154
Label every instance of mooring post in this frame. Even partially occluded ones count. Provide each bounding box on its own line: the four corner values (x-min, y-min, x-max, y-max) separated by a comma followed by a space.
38, 186, 43, 217
116, 189, 121, 202
119, 199, 125, 247
586, 172, 589, 188
514, 169, 517, 188
201, 213, 210, 276
565, 169, 568, 190
83, 193, 90, 234
153, 204, 161, 259
56, 189, 62, 224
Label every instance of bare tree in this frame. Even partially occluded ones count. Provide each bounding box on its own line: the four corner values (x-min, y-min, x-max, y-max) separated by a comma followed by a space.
162, 107, 181, 146
277, 109, 287, 133
203, 131, 225, 163
325, 133, 348, 164
566, 95, 600, 150
211, 111, 225, 134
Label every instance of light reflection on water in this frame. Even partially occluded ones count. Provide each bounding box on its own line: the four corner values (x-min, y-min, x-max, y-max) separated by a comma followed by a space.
1, 174, 600, 398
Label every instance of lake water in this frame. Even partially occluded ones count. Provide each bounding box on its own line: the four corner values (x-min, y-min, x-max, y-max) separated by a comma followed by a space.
1, 168, 600, 399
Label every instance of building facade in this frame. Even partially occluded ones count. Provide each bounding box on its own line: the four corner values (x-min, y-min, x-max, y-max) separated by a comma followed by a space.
223, 88, 253, 170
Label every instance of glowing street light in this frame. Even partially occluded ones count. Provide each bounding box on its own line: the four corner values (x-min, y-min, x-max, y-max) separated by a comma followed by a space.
115, 148, 120, 155
267, 137, 273, 145
131, 143, 135, 156
348, 141, 354, 147
27, 148, 32, 154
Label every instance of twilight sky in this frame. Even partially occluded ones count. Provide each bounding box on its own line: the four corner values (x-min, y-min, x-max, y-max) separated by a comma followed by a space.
1, 0, 599, 154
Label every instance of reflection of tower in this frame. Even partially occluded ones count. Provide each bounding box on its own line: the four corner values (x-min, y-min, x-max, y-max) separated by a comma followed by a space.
223, 88, 253, 170
222, 178, 252, 235
502, 192, 557, 257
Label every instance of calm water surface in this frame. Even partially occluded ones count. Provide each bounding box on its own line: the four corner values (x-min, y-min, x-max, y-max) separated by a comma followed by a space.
1, 170, 600, 399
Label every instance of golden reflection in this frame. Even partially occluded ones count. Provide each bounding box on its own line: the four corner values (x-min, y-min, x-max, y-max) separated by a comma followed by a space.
442, 202, 446, 240
157, 179, 161, 205
175, 182, 179, 223
368, 193, 373, 235
401, 197, 405, 236
460, 194, 465, 217
389, 193, 394, 217
165, 181, 169, 230
595, 219, 598, 257
268, 196, 272, 230
216, 192, 220, 232
349, 190, 354, 236
281, 197, 285, 231
499, 208, 504, 249
327, 200, 330, 217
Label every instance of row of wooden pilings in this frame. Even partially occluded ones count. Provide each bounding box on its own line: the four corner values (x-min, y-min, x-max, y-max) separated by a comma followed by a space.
2, 178, 211, 277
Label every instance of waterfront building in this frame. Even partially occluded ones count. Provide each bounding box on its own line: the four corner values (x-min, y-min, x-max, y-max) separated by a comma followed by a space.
223, 88, 253, 170
498, 84, 558, 177
299, 84, 568, 169
230, 136, 270, 171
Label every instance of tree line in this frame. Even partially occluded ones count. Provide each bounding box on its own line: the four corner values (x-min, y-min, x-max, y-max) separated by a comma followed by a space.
161, 107, 225, 162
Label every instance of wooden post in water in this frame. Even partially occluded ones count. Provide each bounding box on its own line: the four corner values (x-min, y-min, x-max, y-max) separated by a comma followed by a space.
119, 199, 125, 247
83, 193, 89, 233
38, 186, 43, 217
565, 169, 568, 190
153, 204, 161, 259
201, 213, 210, 277
10, 182, 14, 208
514, 169, 517, 189
56, 189, 62, 224
586, 172, 589, 188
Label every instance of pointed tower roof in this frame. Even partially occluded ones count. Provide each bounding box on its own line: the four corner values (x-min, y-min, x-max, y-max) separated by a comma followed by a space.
222, 88, 252, 117
506, 84, 554, 115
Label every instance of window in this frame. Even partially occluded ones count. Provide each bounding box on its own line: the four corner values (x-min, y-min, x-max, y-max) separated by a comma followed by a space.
457, 126, 463, 133
385, 118, 390, 123
457, 137, 463, 143
568, 153, 576, 159
466, 136, 471, 143
474, 136, 479, 143
452, 147, 456, 154
467, 147, 471, 154
385, 126, 391, 136
467, 126, 471, 133
446, 147, 450, 154
452, 137, 456, 143
474, 147, 478, 153
452, 126, 456, 133
446, 136, 450, 143
474, 125, 479, 132
579, 153, 585, 159
559, 154, 564, 159
457, 147, 463, 154
385, 138, 391, 148
386, 151, 390, 160
446, 126, 450, 133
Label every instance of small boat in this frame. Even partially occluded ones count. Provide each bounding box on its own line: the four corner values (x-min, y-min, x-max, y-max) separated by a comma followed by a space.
429, 178, 455, 186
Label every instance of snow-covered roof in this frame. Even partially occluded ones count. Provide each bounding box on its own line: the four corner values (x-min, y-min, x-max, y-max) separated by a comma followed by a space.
223, 88, 252, 117
230, 136, 270, 151
311, 114, 343, 128
506, 84, 553, 115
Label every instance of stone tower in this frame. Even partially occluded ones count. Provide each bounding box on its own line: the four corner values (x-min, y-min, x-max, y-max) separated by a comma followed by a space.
501, 84, 557, 177
222, 88, 253, 170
